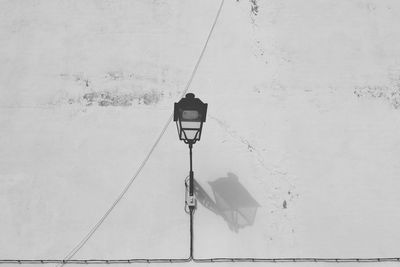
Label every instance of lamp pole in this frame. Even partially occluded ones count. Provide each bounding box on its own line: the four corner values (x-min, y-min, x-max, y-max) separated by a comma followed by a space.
173, 93, 207, 259
188, 141, 194, 259
189, 142, 194, 198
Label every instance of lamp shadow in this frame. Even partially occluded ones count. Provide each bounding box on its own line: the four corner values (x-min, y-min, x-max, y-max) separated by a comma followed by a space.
194, 172, 260, 232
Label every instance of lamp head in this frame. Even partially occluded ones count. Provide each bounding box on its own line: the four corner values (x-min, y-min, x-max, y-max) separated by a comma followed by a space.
174, 93, 208, 144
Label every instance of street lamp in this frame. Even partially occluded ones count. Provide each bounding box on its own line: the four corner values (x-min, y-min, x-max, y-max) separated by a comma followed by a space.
174, 93, 208, 211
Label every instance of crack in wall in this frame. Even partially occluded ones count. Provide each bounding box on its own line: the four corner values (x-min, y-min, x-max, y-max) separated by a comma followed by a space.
209, 115, 287, 176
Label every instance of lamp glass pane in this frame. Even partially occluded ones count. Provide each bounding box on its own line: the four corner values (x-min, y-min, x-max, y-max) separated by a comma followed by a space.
181, 121, 201, 130
181, 129, 199, 140
181, 110, 200, 121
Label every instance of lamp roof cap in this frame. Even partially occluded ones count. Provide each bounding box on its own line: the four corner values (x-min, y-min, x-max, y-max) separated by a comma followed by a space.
186, 93, 195, 99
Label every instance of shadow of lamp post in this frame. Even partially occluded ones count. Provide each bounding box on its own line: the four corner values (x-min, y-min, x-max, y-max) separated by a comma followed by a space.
194, 173, 260, 232
208, 173, 260, 232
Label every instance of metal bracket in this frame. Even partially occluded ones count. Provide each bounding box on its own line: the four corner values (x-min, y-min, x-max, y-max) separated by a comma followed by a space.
186, 195, 197, 208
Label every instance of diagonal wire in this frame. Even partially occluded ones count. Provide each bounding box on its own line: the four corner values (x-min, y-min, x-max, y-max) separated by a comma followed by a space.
2, 1, 400, 264
57, 113, 173, 267
57, 0, 225, 266
181, 0, 225, 95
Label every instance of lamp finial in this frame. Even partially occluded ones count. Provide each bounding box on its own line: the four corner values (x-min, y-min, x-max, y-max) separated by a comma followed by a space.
186, 93, 195, 99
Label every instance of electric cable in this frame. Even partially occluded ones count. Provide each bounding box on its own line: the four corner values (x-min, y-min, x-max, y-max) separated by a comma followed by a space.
0, 0, 224, 263
1, 257, 400, 264
189, 210, 400, 263
56, 0, 225, 265
3, 0, 399, 264
184, 176, 191, 214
